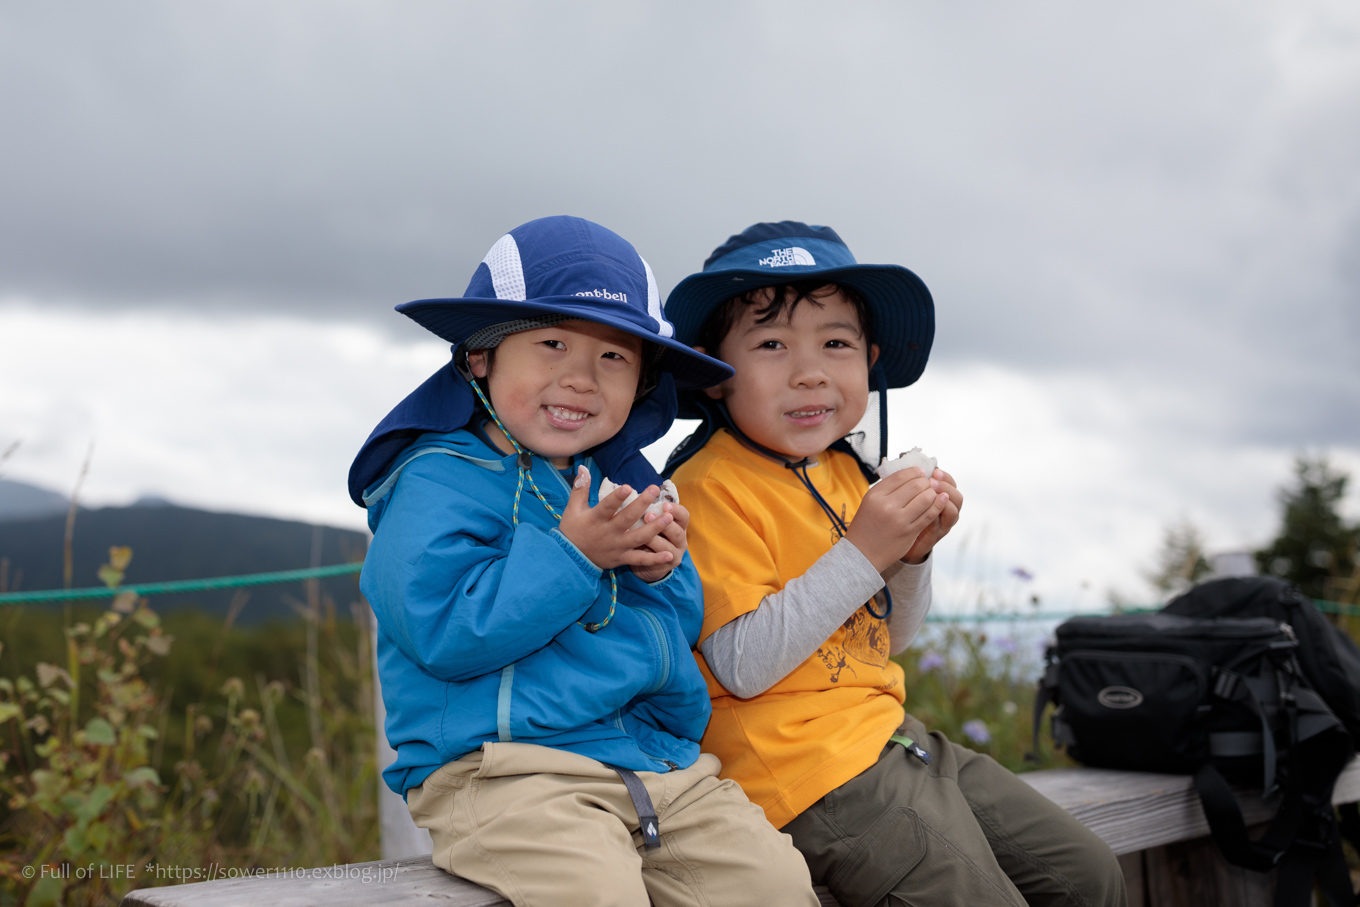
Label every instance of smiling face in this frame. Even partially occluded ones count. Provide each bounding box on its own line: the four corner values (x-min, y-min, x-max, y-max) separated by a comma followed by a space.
704, 286, 879, 460
467, 319, 644, 467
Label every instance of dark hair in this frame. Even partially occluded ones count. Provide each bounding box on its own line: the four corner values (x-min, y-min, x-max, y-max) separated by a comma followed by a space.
697, 281, 873, 358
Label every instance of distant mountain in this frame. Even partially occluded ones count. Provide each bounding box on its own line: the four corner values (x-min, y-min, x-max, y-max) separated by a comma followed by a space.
0, 504, 369, 623
0, 479, 69, 522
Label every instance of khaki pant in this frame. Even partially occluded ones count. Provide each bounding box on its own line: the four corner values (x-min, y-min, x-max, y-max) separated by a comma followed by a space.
407, 742, 819, 907
783, 716, 1129, 907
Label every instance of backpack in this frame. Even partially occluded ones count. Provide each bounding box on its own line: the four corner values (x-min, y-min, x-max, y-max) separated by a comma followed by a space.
1032, 592, 1358, 907
1164, 576, 1360, 745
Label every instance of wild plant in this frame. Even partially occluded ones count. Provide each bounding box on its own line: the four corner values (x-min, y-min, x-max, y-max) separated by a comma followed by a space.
897, 624, 1073, 772
0, 547, 378, 906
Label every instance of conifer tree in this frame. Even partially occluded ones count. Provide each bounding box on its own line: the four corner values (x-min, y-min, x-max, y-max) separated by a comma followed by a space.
1255, 456, 1358, 600
1145, 519, 1212, 597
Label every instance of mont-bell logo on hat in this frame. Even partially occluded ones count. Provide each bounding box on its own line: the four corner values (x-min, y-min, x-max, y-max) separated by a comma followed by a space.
757, 247, 816, 268
574, 288, 628, 302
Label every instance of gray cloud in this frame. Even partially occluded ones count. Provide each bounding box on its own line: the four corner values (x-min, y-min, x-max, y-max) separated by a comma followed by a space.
2, 1, 1358, 447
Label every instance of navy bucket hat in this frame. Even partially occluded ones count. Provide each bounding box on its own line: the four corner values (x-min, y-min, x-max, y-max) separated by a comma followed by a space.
348, 216, 732, 507
664, 221, 934, 389
401, 216, 731, 390
660, 222, 936, 484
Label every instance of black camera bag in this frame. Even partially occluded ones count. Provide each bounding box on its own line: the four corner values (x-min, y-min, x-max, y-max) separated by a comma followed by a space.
1164, 576, 1360, 746
1032, 610, 1357, 907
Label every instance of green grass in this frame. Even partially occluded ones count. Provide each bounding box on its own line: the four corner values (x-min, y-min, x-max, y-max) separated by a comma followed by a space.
0, 558, 380, 907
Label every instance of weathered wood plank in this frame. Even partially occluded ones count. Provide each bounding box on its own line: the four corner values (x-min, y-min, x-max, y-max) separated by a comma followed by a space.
1116, 851, 1145, 907
118, 856, 845, 907
1020, 755, 1360, 856
1141, 828, 1276, 907
119, 858, 509, 907
121, 757, 1360, 906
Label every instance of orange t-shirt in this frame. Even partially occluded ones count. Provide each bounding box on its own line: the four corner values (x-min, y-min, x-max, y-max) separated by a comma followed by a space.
673, 429, 906, 829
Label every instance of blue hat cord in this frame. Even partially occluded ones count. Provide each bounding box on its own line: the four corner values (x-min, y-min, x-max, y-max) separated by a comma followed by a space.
663, 388, 893, 621
664, 361, 889, 483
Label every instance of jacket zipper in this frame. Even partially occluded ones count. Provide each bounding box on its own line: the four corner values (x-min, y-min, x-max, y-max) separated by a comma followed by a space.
633, 607, 671, 695
614, 711, 681, 772
559, 464, 679, 772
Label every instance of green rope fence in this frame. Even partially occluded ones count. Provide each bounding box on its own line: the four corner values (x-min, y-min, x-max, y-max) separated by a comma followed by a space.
0, 562, 1356, 618
923, 600, 1360, 620
0, 562, 363, 604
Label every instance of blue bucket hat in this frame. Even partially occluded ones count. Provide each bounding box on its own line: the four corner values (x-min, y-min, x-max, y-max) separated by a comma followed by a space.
661, 222, 935, 484
664, 221, 934, 388
401, 216, 732, 390
348, 216, 733, 506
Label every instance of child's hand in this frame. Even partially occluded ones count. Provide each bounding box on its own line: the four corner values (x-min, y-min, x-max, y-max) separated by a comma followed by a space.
845, 466, 951, 572
632, 502, 689, 583
903, 468, 962, 564
559, 466, 677, 572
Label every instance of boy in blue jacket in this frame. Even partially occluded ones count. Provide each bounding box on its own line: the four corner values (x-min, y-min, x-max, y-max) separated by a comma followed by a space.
349, 216, 818, 907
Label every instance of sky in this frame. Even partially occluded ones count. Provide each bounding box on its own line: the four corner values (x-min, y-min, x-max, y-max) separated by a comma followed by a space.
2, 1, 1358, 611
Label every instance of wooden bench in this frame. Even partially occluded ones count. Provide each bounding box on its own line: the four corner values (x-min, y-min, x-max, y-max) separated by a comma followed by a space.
122, 757, 1360, 907
1021, 758, 1360, 906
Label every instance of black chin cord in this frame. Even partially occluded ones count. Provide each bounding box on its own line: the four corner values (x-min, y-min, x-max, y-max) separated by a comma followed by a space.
714, 401, 893, 621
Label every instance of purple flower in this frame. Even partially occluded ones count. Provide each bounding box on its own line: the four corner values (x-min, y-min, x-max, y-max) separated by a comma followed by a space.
962, 720, 991, 745
994, 637, 1017, 655
1010, 567, 1034, 581
918, 652, 946, 673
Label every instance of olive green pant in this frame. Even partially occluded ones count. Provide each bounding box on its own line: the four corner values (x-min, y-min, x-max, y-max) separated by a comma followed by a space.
783, 716, 1128, 907
407, 742, 819, 907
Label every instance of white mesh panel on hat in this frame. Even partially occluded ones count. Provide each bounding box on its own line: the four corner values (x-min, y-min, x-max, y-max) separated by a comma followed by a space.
640, 257, 674, 338
845, 388, 883, 474
482, 234, 527, 301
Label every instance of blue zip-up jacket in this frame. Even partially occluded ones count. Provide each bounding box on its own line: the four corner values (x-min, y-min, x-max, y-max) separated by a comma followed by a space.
361, 428, 711, 795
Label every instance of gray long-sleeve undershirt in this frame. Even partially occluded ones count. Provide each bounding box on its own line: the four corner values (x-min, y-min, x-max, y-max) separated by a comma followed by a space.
698, 539, 932, 699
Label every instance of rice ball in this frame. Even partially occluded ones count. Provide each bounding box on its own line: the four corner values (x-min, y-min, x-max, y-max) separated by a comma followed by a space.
876, 448, 938, 479
598, 477, 679, 529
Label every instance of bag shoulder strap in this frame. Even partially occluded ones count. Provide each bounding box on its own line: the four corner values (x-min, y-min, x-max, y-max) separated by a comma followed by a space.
1028, 660, 1060, 763
1193, 727, 1354, 905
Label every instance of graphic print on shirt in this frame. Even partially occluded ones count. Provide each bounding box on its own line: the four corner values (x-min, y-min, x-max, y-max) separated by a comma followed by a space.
829, 503, 850, 546
815, 645, 857, 683
841, 607, 889, 668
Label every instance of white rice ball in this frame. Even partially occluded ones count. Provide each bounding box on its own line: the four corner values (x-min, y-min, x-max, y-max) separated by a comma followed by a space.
876, 448, 938, 479
598, 477, 679, 529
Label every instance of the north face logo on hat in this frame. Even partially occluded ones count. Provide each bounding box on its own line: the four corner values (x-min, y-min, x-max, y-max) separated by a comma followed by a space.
757, 247, 816, 268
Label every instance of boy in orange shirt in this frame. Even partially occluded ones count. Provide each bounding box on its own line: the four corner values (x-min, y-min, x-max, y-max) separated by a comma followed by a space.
665, 222, 1126, 906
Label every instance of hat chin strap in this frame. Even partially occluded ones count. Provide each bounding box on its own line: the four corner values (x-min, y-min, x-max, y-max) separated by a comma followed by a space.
466, 374, 620, 634
706, 361, 888, 479
711, 386, 893, 621
873, 360, 889, 466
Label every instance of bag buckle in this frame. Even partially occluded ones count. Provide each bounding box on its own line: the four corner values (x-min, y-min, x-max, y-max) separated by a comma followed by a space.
1292, 809, 1336, 852
1213, 670, 1240, 700
891, 734, 932, 765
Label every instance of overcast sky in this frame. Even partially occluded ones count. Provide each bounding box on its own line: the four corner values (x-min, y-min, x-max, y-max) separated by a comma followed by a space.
2, 1, 1357, 609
